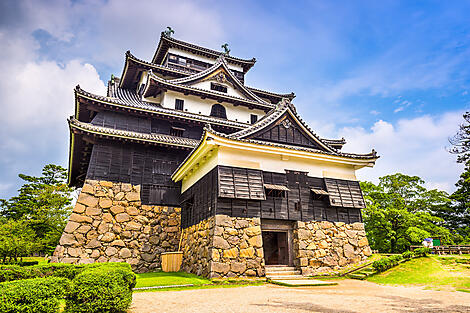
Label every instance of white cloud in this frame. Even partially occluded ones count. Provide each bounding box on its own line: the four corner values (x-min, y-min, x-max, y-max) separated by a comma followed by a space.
340, 112, 465, 192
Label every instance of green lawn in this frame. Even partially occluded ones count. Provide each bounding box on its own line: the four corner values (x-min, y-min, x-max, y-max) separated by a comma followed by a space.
134, 271, 265, 292
135, 271, 211, 288
367, 255, 470, 292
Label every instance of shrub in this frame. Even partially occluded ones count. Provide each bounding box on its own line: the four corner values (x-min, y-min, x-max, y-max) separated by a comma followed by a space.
402, 251, 414, 259
413, 247, 432, 257
0, 263, 81, 282
372, 254, 403, 273
65, 264, 136, 313
0, 276, 71, 313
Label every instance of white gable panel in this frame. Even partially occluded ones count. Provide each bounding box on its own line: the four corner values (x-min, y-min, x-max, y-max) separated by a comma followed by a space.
161, 91, 266, 124
191, 81, 247, 99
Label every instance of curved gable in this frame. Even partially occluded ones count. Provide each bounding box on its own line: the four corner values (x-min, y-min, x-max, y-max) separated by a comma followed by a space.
246, 112, 328, 151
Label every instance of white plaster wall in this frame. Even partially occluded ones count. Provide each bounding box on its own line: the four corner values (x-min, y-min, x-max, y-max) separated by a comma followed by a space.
191, 80, 246, 99
160, 90, 265, 124
181, 150, 219, 192
218, 146, 358, 181
168, 48, 245, 73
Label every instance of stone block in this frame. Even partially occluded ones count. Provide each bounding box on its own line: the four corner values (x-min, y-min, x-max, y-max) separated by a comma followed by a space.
245, 226, 261, 237
358, 237, 369, 247
127, 221, 142, 230
73, 203, 86, 214
115, 213, 130, 223
234, 219, 249, 229
110, 205, 125, 215
69, 213, 93, 224
59, 233, 77, 246
101, 232, 115, 242
76, 225, 92, 234
102, 213, 113, 222
245, 270, 256, 276
105, 246, 118, 256
211, 261, 230, 274
81, 184, 94, 194
300, 257, 308, 267
125, 192, 140, 202
119, 248, 132, 258
225, 228, 238, 236
126, 207, 139, 215
352, 223, 365, 230
215, 215, 232, 227
99, 198, 113, 209
99, 181, 114, 188
230, 261, 246, 273
78, 194, 99, 208
111, 240, 125, 247
344, 243, 355, 258
223, 248, 238, 259
298, 229, 312, 240
248, 235, 262, 248
64, 221, 80, 233
213, 236, 230, 249
85, 207, 101, 216
239, 247, 255, 258
85, 239, 101, 249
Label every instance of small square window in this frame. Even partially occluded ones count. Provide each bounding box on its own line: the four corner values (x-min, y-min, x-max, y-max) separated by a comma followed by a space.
170, 126, 184, 137
250, 114, 258, 124
175, 99, 184, 111
211, 83, 227, 93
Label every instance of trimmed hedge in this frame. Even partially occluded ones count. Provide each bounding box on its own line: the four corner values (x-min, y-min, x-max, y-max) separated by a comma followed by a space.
0, 262, 132, 282
66, 264, 136, 313
372, 248, 432, 273
0, 276, 71, 313
0, 263, 136, 313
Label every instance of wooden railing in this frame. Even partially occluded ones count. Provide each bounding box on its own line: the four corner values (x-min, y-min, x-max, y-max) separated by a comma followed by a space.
410, 245, 470, 255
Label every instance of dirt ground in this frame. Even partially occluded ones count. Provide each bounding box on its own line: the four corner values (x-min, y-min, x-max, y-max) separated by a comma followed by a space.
130, 279, 470, 313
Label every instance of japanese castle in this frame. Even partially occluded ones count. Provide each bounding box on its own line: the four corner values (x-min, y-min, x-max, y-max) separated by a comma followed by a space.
53, 30, 378, 277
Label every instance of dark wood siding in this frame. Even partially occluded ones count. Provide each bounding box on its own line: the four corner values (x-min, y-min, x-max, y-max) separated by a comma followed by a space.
211, 166, 364, 224
180, 167, 218, 228
86, 140, 187, 206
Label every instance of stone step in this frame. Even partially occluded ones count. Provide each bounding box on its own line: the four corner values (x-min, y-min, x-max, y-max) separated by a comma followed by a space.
270, 279, 338, 287
347, 273, 367, 280
265, 270, 301, 276
266, 274, 305, 280
265, 266, 296, 272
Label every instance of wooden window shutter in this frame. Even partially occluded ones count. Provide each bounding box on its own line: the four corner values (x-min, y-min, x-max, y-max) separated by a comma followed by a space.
324, 178, 366, 208
218, 167, 265, 200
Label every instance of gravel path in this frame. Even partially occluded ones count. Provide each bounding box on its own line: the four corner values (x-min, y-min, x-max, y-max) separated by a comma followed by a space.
131, 279, 470, 313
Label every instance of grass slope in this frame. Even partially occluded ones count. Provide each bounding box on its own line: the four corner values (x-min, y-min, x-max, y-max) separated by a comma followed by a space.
367, 255, 470, 292
135, 271, 211, 288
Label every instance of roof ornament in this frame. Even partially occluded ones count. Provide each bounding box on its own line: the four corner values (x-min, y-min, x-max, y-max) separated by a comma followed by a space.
221, 43, 230, 55
163, 27, 175, 37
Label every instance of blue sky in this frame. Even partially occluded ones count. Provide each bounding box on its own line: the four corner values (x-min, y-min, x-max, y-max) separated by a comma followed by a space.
1, 0, 469, 199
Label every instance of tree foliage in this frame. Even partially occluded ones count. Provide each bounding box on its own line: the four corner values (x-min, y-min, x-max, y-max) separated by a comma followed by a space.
0, 164, 73, 256
361, 173, 452, 253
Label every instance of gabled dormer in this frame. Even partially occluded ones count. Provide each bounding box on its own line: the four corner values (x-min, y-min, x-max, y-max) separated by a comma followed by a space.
229, 99, 338, 153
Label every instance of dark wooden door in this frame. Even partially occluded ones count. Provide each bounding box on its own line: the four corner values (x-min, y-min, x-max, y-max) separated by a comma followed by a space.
262, 231, 288, 265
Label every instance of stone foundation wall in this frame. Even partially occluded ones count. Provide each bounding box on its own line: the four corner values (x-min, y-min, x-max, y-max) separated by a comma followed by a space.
52, 180, 181, 273
180, 215, 265, 278
293, 221, 372, 275
180, 217, 215, 277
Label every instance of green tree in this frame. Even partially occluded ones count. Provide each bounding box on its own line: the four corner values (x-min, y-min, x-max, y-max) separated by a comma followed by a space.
0, 219, 39, 263
0, 164, 74, 254
361, 173, 452, 253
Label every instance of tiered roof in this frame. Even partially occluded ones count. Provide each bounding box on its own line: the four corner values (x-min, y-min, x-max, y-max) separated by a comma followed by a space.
68, 34, 354, 186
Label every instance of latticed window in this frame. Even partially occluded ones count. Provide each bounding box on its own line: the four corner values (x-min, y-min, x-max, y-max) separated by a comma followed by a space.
175, 99, 184, 110
210, 103, 227, 119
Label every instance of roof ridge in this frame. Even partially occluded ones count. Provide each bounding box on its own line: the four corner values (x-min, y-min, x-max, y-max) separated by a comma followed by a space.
153, 32, 256, 66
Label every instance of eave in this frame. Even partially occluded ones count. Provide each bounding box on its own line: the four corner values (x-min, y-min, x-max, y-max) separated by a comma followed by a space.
172, 129, 379, 183
74, 86, 249, 130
